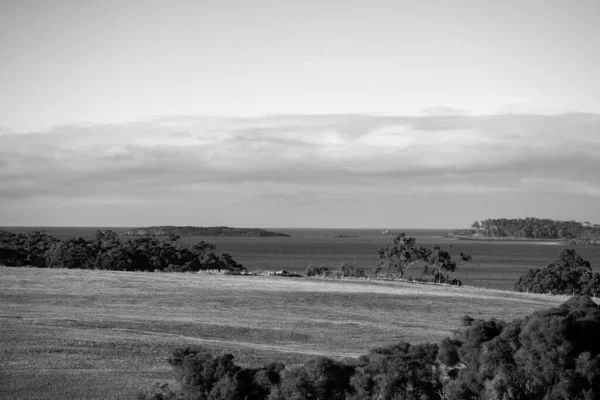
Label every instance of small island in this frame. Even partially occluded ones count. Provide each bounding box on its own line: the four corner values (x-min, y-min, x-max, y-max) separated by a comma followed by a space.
122, 225, 291, 237
449, 217, 600, 245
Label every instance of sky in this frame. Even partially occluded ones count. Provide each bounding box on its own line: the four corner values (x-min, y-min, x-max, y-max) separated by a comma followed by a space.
1, 0, 599, 228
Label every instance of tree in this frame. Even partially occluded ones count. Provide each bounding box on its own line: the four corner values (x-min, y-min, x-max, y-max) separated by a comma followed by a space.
349, 343, 442, 400
305, 265, 330, 277
514, 249, 598, 295
44, 237, 95, 269
339, 261, 365, 278
276, 357, 354, 400
377, 233, 425, 279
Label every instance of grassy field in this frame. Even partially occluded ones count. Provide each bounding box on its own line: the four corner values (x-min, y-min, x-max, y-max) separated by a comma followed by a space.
0, 267, 571, 400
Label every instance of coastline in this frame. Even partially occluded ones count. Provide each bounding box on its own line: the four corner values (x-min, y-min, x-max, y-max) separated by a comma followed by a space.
449, 235, 599, 246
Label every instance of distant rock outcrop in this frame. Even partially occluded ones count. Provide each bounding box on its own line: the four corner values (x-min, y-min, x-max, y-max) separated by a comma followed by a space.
122, 226, 291, 237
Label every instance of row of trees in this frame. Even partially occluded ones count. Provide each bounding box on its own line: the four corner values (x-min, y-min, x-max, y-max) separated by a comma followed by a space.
140, 296, 600, 400
305, 261, 366, 279
0, 229, 244, 272
376, 233, 471, 284
455, 217, 600, 241
514, 249, 600, 295
303, 234, 470, 284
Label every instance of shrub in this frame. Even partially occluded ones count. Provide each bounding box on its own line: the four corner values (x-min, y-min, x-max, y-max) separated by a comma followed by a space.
339, 261, 365, 278
136, 383, 180, 400
305, 265, 330, 277
514, 249, 600, 295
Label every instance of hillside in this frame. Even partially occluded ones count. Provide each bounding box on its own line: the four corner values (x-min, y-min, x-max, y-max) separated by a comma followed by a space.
450, 217, 600, 245
0, 267, 567, 399
122, 225, 291, 237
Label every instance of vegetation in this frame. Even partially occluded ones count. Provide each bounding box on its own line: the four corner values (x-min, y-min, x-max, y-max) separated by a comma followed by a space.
305, 264, 331, 277
0, 229, 58, 267
338, 261, 366, 278
376, 233, 470, 284
3, 267, 560, 399
123, 226, 291, 237
441, 295, 600, 400
451, 217, 600, 244
376, 233, 424, 279
514, 249, 600, 296
141, 296, 600, 400
0, 229, 244, 272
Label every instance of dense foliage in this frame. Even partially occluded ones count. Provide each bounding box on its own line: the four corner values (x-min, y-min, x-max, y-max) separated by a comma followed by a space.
442, 296, 600, 400
0, 229, 244, 272
376, 233, 470, 284
305, 265, 331, 277
514, 249, 600, 295
123, 226, 290, 237
142, 297, 600, 400
451, 217, 600, 243
0, 230, 58, 267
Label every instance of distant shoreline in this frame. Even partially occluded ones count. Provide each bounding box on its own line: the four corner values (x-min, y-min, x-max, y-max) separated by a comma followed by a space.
122, 226, 291, 237
449, 235, 600, 246
449, 235, 568, 243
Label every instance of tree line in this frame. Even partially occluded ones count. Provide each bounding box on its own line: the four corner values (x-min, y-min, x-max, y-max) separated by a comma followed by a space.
451, 217, 600, 243
140, 296, 600, 400
304, 233, 471, 285
0, 229, 244, 272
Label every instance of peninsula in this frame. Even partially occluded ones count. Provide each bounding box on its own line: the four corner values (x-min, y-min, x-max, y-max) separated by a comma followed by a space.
122, 225, 291, 237
450, 217, 600, 245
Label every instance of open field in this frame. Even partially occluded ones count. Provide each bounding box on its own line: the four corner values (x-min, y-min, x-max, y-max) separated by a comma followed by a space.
0, 267, 571, 399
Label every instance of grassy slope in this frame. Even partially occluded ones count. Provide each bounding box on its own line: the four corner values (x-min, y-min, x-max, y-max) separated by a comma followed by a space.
1, 267, 568, 400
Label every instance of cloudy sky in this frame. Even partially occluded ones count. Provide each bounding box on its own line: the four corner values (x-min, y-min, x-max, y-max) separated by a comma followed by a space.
1, 0, 599, 228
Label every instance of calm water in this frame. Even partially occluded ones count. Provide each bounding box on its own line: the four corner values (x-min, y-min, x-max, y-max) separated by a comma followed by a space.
3, 226, 600, 291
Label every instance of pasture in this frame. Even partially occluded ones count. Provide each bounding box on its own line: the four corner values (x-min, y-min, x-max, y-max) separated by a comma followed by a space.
1, 267, 569, 399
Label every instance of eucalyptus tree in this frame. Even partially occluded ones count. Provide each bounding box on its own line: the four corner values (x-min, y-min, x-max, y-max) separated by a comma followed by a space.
377, 233, 425, 279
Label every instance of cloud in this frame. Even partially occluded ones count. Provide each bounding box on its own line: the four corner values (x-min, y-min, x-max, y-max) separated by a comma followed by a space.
1, 113, 599, 226
419, 106, 469, 115
1, 113, 599, 198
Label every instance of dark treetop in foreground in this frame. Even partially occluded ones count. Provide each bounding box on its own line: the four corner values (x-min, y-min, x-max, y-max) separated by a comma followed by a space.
0, 229, 244, 272
122, 226, 291, 237
140, 296, 600, 400
450, 217, 600, 244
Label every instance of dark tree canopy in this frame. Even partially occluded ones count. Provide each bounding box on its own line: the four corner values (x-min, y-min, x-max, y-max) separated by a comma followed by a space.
514, 249, 600, 295
0, 229, 244, 273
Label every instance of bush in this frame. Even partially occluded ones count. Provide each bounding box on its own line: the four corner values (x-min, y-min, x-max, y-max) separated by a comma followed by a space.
276, 357, 354, 400
444, 296, 600, 400
137, 383, 180, 400
514, 249, 600, 295
339, 261, 365, 278
305, 265, 330, 277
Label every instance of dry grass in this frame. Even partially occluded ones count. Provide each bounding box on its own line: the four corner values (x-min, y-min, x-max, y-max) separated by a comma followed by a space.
1, 267, 568, 399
